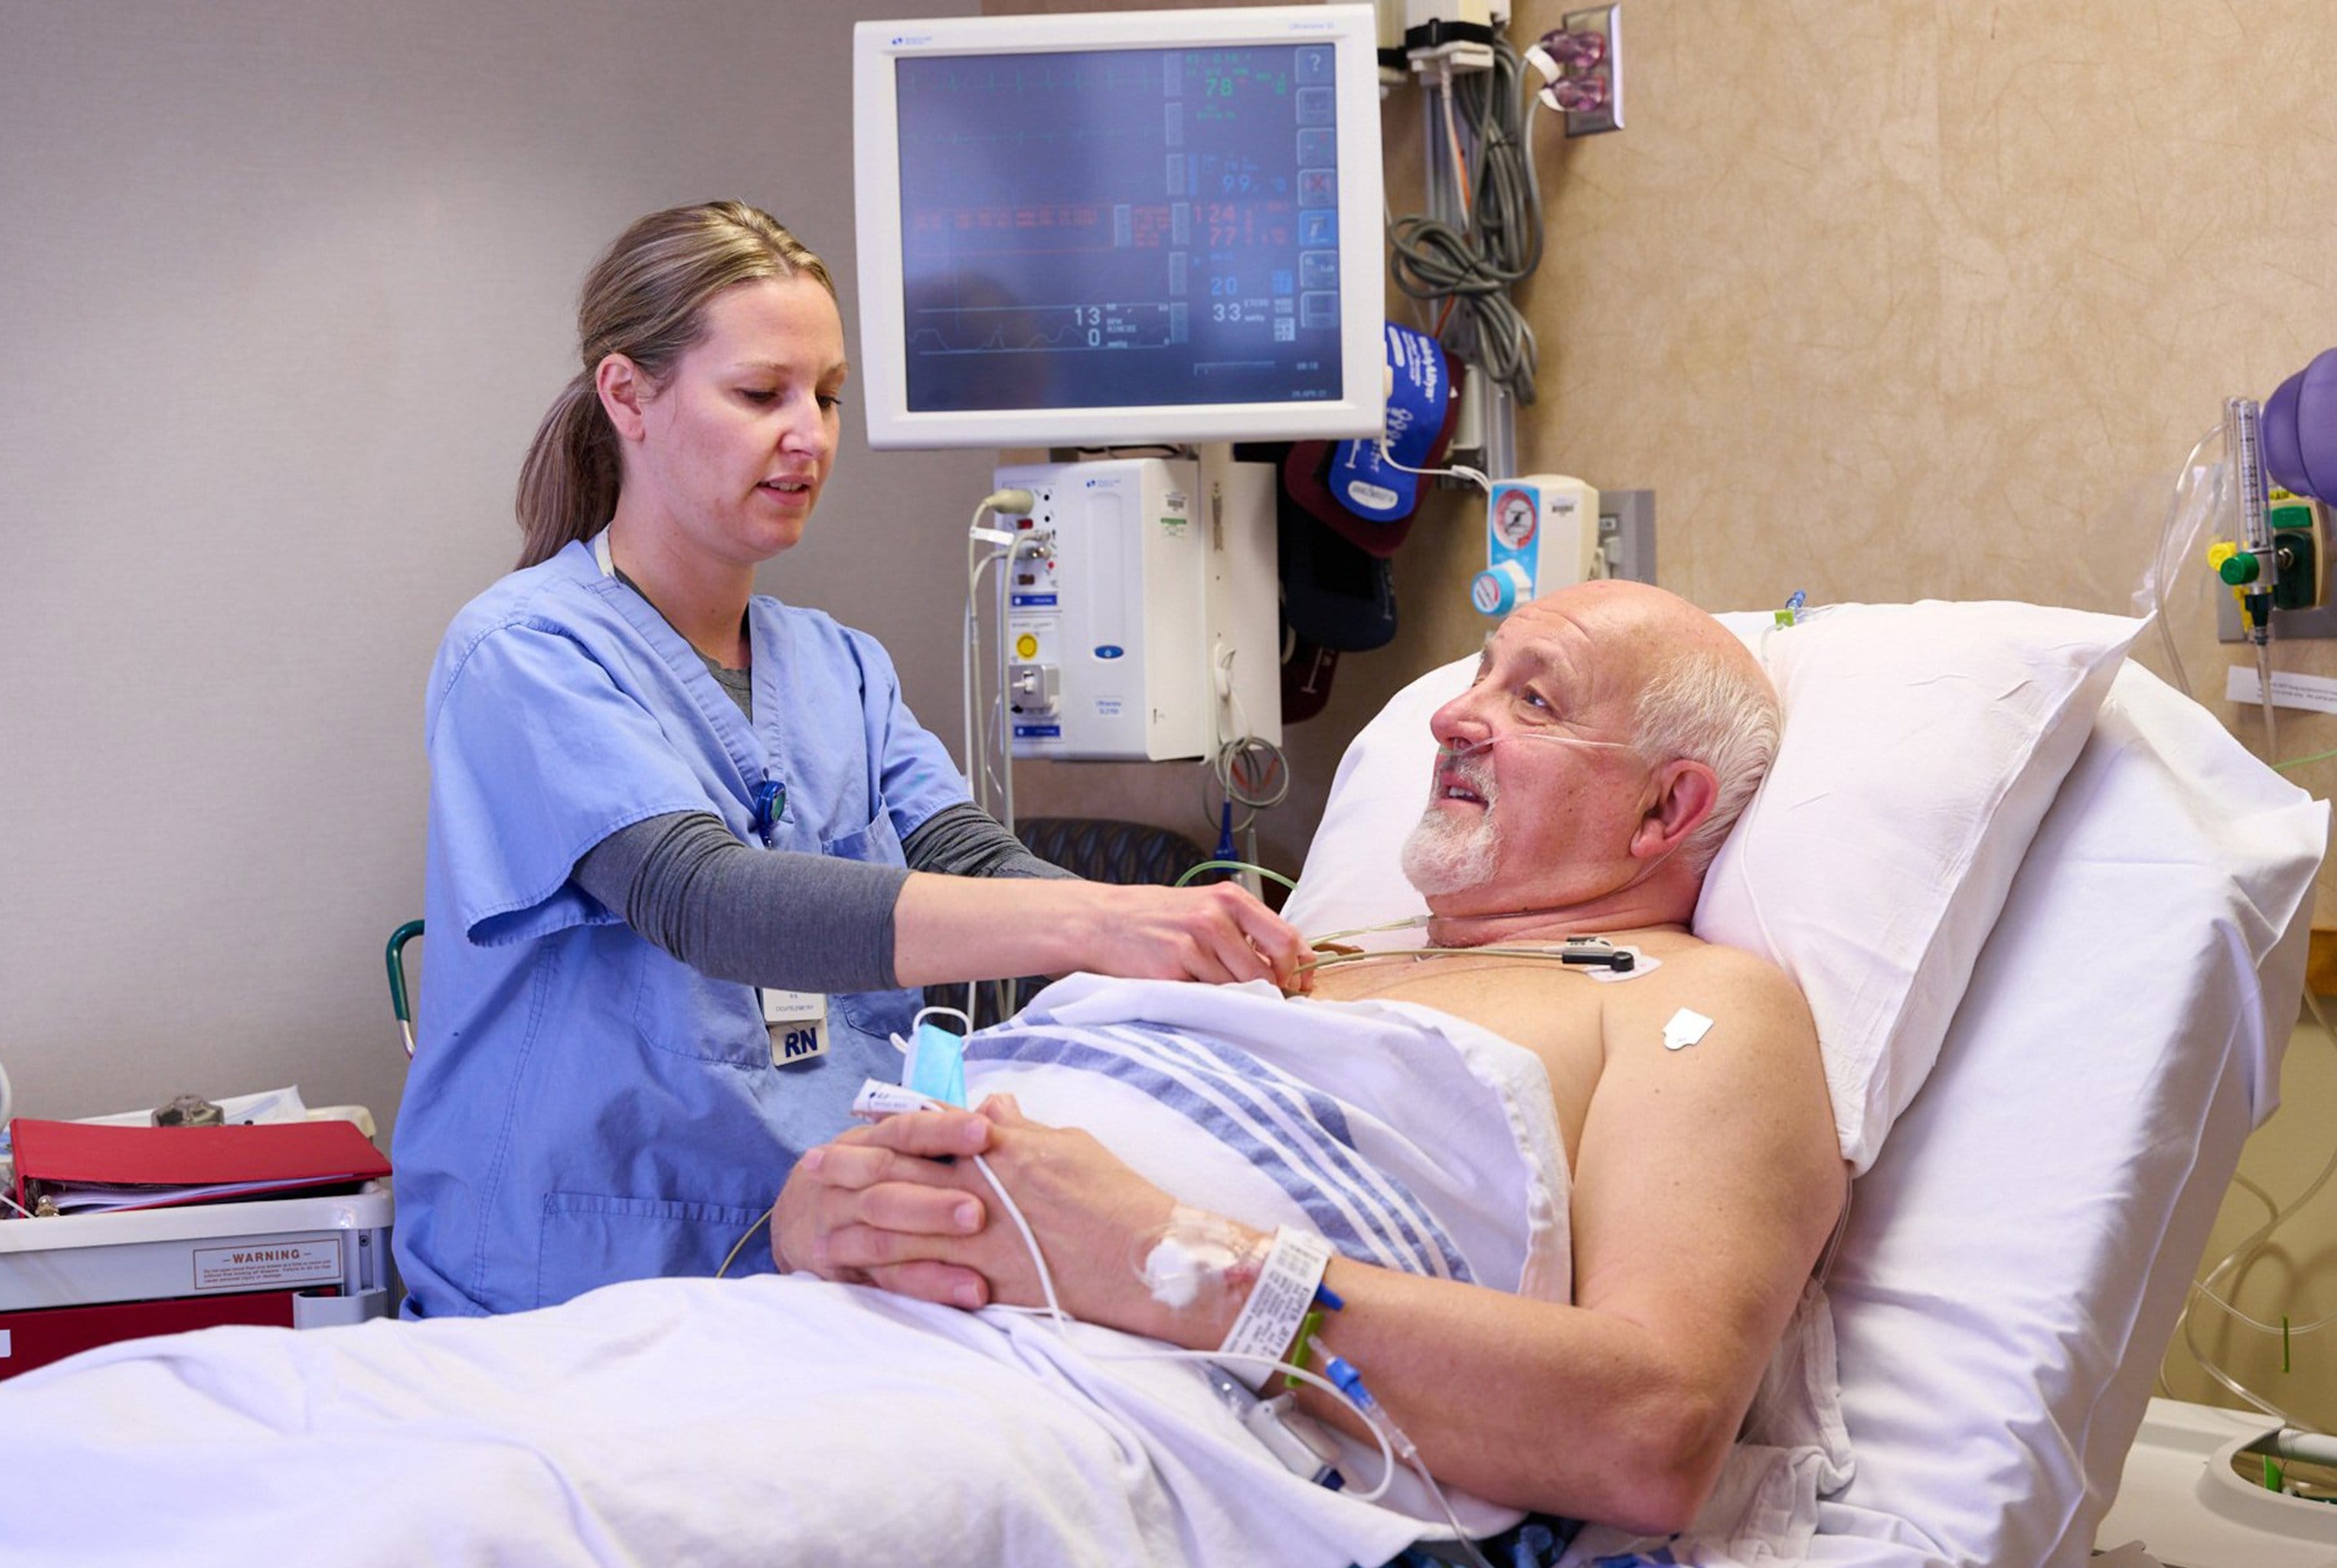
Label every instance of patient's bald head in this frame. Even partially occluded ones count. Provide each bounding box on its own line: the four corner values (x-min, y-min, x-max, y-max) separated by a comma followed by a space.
1402, 581, 1780, 930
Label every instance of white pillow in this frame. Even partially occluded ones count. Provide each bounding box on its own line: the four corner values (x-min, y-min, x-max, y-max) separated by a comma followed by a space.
1816, 663, 2324, 1565
1283, 599, 2142, 1175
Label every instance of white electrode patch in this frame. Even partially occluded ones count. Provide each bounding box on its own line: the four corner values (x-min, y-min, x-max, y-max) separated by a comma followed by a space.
1663, 1009, 1715, 1050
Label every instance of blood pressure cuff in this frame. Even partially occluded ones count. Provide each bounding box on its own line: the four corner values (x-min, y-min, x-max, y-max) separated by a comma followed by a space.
1282, 322, 1460, 557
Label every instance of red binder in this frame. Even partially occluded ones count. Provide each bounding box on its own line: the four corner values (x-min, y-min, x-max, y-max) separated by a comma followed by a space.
9, 1118, 390, 1215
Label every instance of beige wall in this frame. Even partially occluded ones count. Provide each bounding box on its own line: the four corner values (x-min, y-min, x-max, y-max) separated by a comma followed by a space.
0, 0, 996, 1140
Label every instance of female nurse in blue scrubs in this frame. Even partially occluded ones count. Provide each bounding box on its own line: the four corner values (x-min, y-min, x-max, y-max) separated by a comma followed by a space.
393, 202, 1309, 1318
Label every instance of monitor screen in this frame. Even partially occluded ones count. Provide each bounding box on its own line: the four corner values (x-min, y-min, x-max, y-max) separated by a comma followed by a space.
854, 7, 1385, 450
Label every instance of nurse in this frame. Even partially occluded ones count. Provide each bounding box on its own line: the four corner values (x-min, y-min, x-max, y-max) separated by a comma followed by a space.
394, 201, 1308, 1319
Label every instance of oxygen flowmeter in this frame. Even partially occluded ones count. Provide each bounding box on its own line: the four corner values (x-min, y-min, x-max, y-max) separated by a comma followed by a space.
1471, 474, 1602, 616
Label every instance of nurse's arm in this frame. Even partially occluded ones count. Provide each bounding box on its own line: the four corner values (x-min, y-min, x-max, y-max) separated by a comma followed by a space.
576, 812, 1306, 993
890, 872, 1309, 991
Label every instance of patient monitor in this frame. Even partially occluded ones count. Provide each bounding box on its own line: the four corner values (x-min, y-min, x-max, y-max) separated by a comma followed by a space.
852, 7, 1386, 453
853, 7, 1387, 762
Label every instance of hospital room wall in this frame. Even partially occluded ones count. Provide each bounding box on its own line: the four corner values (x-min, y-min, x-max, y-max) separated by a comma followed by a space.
0, 0, 1000, 1140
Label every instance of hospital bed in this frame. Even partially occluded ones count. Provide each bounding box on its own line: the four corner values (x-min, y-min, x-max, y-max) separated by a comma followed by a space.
0, 599, 2321, 1568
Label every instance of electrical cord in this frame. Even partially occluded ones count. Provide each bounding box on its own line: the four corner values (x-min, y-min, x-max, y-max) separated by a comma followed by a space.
1386, 36, 1544, 405
1375, 440, 1492, 494
1197, 646, 1290, 844
959, 488, 1034, 1025
1174, 860, 1299, 893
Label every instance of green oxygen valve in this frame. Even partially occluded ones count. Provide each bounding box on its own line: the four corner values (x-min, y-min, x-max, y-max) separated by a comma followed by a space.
2221, 551, 2261, 586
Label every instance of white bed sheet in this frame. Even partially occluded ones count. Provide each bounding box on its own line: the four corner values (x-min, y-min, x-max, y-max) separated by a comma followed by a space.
2, 1272, 1429, 1568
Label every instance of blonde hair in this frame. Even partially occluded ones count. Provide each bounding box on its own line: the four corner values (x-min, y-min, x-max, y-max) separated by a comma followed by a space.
513, 201, 837, 568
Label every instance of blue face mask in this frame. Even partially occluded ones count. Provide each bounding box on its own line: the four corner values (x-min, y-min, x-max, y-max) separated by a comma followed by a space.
898, 1009, 970, 1108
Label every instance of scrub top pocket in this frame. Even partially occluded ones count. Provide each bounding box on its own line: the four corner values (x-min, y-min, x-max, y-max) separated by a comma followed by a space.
817, 798, 906, 867
536, 1192, 776, 1308
631, 943, 768, 1067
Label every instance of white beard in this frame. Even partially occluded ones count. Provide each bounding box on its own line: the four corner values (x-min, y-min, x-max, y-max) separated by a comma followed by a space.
1400, 760, 1501, 895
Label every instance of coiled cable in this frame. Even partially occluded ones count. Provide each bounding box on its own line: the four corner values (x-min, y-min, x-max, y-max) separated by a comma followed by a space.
1386, 38, 1545, 404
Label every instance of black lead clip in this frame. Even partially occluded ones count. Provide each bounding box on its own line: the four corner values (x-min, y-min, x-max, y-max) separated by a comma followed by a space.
1559, 938, 1635, 973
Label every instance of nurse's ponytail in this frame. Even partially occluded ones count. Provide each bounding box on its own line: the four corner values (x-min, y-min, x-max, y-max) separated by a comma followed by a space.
515, 374, 619, 568
513, 201, 837, 569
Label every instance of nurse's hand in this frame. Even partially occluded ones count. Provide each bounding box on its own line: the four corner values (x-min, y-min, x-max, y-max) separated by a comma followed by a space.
893, 873, 1312, 995
771, 1109, 997, 1307
1075, 881, 1313, 994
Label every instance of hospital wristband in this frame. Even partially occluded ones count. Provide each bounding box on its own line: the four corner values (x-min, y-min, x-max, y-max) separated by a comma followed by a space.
1215, 1225, 1334, 1390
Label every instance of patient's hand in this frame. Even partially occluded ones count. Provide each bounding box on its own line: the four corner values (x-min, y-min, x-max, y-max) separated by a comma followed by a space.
772, 1108, 998, 1307
797, 1095, 1202, 1342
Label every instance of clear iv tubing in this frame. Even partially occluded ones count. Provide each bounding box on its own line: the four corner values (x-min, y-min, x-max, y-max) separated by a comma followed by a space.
2170, 986, 2337, 1431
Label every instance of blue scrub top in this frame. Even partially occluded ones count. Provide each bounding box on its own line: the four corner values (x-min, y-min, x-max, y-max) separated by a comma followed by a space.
393, 541, 970, 1318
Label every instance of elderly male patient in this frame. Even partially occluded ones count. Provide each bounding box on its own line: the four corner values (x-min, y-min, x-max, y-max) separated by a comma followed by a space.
776, 580, 1847, 1539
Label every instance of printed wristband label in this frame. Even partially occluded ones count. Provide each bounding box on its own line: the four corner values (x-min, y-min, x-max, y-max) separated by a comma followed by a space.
1215, 1226, 1333, 1389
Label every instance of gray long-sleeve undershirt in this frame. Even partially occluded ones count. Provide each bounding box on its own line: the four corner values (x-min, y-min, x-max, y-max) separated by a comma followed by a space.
570, 803, 1073, 995
564, 613, 1073, 993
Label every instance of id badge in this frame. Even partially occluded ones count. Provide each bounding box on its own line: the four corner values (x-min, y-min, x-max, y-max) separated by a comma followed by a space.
761, 989, 828, 1067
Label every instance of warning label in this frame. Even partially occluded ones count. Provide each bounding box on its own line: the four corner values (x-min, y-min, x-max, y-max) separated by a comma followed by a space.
193, 1237, 339, 1293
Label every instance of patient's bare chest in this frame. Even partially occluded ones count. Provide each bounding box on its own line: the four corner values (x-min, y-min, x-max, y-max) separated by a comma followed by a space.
1311, 956, 1606, 1164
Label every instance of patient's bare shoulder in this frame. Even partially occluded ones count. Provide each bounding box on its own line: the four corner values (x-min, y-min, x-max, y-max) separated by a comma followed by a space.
1580, 932, 1837, 1236
1599, 934, 1815, 1061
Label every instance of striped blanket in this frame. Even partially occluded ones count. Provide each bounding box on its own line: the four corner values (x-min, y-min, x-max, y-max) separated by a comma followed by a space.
965, 975, 1575, 1307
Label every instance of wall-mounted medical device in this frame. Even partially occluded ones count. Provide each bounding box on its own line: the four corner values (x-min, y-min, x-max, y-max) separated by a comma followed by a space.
851, 6, 1388, 450
2210, 347, 2337, 644
1470, 473, 1602, 616
995, 454, 1280, 763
